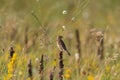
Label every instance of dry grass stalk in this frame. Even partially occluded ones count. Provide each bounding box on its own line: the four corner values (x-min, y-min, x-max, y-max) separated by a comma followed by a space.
49, 64, 56, 80
59, 51, 64, 80
96, 31, 104, 59
39, 54, 44, 80
75, 29, 81, 74
9, 46, 15, 58
75, 29, 81, 59
28, 59, 33, 80
49, 70, 54, 80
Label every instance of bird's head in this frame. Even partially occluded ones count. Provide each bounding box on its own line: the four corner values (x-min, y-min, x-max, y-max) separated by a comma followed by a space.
57, 35, 63, 39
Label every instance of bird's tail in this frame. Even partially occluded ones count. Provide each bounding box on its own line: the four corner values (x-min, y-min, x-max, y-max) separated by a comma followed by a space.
66, 50, 71, 56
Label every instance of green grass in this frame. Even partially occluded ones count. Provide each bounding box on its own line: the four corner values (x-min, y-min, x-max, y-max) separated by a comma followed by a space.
0, 0, 120, 80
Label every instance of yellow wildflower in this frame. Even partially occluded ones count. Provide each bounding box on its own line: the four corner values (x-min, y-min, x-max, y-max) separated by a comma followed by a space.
52, 59, 57, 67
7, 73, 13, 79
6, 53, 17, 79
106, 66, 110, 72
65, 68, 71, 74
87, 75, 94, 80
64, 74, 71, 79
12, 53, 17, 61
7, 62, 14, 75
27, 77, 33, 80
19, 71, 22, 76
64, 68, 71, 79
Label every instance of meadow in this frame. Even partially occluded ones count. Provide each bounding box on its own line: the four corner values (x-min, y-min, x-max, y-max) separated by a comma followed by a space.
0, 0, 120, 80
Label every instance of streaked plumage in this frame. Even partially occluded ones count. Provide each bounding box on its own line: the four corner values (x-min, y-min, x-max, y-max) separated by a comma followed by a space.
57, 36, 71, 56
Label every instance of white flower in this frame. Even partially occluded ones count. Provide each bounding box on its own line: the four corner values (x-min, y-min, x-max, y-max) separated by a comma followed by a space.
62, 25, 66, 30
35, 58, 39, 62
71, 17, 75, 21
62, 10, 67, 15
75, 53, 79, 62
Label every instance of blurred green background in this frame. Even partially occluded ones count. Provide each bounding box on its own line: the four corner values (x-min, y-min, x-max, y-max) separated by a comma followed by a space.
0, 0, 120, 52
0, 0, 120, 38
0, 0, 120, 58
0, 0, 120, 80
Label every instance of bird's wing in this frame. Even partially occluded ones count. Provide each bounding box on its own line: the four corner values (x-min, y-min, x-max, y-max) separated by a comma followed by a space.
60, 39, 67, 51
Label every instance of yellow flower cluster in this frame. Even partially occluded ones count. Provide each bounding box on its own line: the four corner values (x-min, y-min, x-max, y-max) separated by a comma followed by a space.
105, 66, 111, 72
27, 77, 32, 80
52, 59, 57, 67
6, 53, 17, 80
18, 71, 22, 76
87, 75, 94, 80
64, 68, 72, 79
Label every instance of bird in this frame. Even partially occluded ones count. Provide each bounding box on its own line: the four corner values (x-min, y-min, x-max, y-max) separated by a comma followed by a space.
57, 35, 71, 56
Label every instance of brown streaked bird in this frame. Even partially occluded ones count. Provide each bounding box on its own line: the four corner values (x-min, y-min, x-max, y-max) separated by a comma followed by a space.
57, 35, 71, 56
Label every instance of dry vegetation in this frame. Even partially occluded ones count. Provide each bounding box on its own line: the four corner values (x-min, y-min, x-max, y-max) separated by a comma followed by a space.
0, 0, 120, 80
